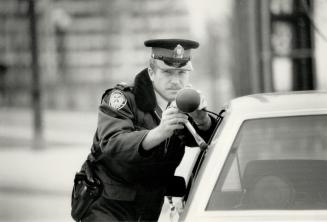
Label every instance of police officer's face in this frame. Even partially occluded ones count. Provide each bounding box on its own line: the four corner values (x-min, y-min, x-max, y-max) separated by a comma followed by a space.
149, 68, 190, 101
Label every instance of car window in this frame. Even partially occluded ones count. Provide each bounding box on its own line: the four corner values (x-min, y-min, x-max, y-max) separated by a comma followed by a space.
206, 115, 327, 210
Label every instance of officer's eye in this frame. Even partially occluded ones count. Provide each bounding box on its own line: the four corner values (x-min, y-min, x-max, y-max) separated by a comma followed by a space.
163, 70, 174, 75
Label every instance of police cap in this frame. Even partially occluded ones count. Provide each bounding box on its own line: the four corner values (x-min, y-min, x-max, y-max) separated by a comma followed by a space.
144, 39, 199, 71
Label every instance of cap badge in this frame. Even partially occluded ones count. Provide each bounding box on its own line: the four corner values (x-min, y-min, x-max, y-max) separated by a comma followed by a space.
173, 44, 184, 59
108, 90, 127, 110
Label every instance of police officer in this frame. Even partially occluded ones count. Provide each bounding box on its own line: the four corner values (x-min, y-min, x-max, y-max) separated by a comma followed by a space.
81, 39, 216, 221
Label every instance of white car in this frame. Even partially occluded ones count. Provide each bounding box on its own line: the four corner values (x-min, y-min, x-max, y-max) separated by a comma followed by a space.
178, 91, 327, 222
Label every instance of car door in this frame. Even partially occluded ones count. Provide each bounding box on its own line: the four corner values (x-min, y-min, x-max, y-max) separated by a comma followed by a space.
181, 113, 327, 222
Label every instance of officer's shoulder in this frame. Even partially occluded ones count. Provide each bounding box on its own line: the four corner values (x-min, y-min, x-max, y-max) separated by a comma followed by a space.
101, 82, 133, 105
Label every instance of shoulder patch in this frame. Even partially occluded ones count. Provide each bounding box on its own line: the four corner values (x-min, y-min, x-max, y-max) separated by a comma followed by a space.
108, 90, 127, 110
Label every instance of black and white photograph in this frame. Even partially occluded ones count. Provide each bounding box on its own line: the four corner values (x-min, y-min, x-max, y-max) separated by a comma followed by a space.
0, 0, 327, 221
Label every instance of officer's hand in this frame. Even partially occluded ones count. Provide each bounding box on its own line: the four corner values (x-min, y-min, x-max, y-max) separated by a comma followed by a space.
158, 106, 188, 138
188, 90, 211, 131
141, 106, 188, 151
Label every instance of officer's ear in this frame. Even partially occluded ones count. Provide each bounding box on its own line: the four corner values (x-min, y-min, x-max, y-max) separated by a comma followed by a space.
148, 67, 155, 81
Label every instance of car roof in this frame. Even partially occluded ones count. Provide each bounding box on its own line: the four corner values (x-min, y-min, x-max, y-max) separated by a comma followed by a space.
226, 90, 327, 117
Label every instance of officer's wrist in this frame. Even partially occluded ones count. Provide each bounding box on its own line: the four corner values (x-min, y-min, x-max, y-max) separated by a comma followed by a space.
141, 127, 166, 150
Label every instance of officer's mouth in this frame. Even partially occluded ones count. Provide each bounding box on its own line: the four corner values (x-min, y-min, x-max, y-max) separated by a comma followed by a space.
166, 88, 181, 92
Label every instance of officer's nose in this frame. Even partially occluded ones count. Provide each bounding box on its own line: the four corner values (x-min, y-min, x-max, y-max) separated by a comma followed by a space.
170, 73, 180, 84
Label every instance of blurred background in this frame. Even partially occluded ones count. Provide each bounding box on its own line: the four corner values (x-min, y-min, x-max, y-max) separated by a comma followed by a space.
0, 0, 327, 221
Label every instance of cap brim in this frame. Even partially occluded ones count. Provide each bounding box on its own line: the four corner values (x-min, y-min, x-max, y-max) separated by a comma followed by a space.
155, 59, 193, 71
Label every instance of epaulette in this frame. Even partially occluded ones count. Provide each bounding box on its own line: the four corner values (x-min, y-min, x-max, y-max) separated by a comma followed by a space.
101, 82, 132, 102
115, 82, 131, 91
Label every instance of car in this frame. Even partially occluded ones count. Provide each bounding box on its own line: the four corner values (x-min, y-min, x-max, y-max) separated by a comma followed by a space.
170, 91, 327, 222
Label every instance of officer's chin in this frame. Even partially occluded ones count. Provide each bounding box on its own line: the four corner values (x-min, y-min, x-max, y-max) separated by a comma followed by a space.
167, 91, 178, 100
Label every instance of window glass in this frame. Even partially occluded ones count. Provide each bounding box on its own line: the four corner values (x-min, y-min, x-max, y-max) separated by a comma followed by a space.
271, 22, 293, 56
270, 0, 294, 14
206, 115, 327, 210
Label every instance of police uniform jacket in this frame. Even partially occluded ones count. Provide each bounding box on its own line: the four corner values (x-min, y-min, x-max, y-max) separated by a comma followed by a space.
90, 68, 216, 211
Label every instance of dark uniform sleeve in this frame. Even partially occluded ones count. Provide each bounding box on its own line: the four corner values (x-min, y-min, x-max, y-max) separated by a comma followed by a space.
96, 89, 152, 162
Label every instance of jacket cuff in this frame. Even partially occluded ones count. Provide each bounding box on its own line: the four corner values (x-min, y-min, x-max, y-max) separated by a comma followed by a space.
138, 145, 155, 157
138, 131, 155, 157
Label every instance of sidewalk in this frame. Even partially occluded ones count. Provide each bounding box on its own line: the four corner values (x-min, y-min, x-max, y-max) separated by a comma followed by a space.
0, 107, 97, 193
0, 147, 89, 194
0, 148, 89, 222
0, 108, 97, 222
